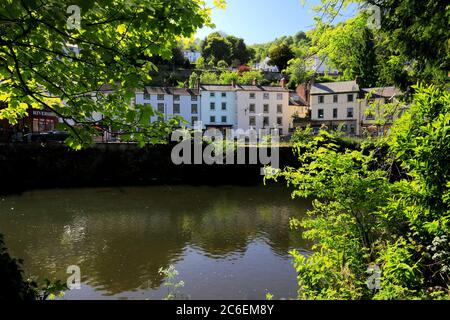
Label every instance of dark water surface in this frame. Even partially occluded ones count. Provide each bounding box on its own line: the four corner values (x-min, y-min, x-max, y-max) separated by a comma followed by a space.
0, 184, 310, 300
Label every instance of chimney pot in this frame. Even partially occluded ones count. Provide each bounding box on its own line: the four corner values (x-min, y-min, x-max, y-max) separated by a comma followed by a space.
280, 77, 286, 88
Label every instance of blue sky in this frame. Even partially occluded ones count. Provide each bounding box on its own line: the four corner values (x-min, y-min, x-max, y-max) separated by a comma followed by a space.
196, 0, 358, 44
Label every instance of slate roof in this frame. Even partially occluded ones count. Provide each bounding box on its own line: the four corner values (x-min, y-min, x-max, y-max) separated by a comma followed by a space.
144, 87, 199, 96
310, 80, 359, 95
361, 87, 402, 99
289, 92, 308, 106
200, 84, 289, 92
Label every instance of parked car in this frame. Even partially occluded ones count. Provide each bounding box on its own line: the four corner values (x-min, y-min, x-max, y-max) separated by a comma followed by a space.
24, 131, 69, 143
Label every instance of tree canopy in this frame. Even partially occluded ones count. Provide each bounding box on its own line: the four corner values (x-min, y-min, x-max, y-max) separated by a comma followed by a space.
200, 32, 253, 67
268, 43, 295, 72
0, 0, 225, 148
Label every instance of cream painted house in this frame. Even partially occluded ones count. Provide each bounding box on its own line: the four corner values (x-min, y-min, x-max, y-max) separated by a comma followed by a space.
310, 80, 361, 135
359, 86, 404, 136
236, 82, 290, 136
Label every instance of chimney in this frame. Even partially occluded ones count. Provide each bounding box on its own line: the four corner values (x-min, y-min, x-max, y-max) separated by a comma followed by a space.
355, 75, 362, 86
231, 79, 236, 88
280, 77, 286, 89
196, 78, 200, 92
252, 78, 258, 86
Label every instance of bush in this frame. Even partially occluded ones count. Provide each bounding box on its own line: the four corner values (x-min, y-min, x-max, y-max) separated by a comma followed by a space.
272, 85, 450, 300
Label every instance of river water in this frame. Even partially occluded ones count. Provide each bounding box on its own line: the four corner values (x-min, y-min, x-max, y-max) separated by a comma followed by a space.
0, 184, 310, 300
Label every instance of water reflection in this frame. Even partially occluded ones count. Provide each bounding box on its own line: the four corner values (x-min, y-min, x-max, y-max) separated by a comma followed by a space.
0, 184, 310, 299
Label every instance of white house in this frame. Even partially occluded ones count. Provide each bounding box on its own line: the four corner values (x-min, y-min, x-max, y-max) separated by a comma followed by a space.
254, 57, 279, 73
182, 50, 201, 64
307, 55, 339, 76
236, 81, 291, 136
199, 84, 238, 130
135, 87, 200, 128
310, 80, 361, 135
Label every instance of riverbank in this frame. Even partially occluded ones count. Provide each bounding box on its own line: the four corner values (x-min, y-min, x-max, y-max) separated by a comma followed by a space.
0, 143, 299, 195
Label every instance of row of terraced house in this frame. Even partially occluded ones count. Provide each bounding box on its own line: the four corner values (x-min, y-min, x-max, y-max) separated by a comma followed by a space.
0, 78, 403, 143
133, 78, 402, 139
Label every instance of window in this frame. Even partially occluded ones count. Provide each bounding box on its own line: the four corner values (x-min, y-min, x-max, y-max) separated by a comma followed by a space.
144, 93, 151, 100
221, 92, 226, 98
263, 116, 269, 127
191, 95, 198, 101
333, 95, 338, 103
249, 116, 256, 126
210, 92, 215, 97
350, 125, 356, 134
333, 108, 338, 119
222, 102, 227, 110
249, 104, 255, 113
221, 116, 227, 123
249, 93, 255, 99
174, 95, 180, 101
277, 104, 282, 113
347, 107, 354, 118
191, 104, 198, 114
173, 104, 180, 114
157, 103, 165, 121
277, 117, 282, 125
210, 102, 215, 110
263, 93, 269, 100
191, 116, 198, 126
157, 94, 164, 100
210, 116, 216, 123
366, 112, 374, 120
342, 124, 348, 132
318, 96, 324, 104
318, 109, 324, 119
347, 94, 354, 102
263, 104, 269, 113
277, 93, 283, 100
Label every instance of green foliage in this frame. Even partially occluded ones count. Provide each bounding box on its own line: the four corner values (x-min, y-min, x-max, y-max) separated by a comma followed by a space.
200, 32, 253, 66
0, 0, 216, 148
158, 265, 186, 300
268, 43, 295, 72
309, 0, 449, 88
0, 233, 67, 300
271, 85, 450, 300
290, 126, 313, 144
308, 13, 382, 87
285, 58, 313, 88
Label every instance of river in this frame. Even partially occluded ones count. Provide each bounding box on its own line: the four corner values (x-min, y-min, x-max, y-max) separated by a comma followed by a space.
0, 184, 310, 300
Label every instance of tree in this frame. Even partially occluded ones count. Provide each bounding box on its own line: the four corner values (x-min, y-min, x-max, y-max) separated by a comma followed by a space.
200, 32, 232, 65
217, 60, 229, 69
285, 58, 313, 89
199, 71, 220, 84
309, 14, 380, 87
310, 0, 449, 87
0, 0, 224, 149
268, 43, 294, 72
226, 35, 253, 66
271, 85, 450, 299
